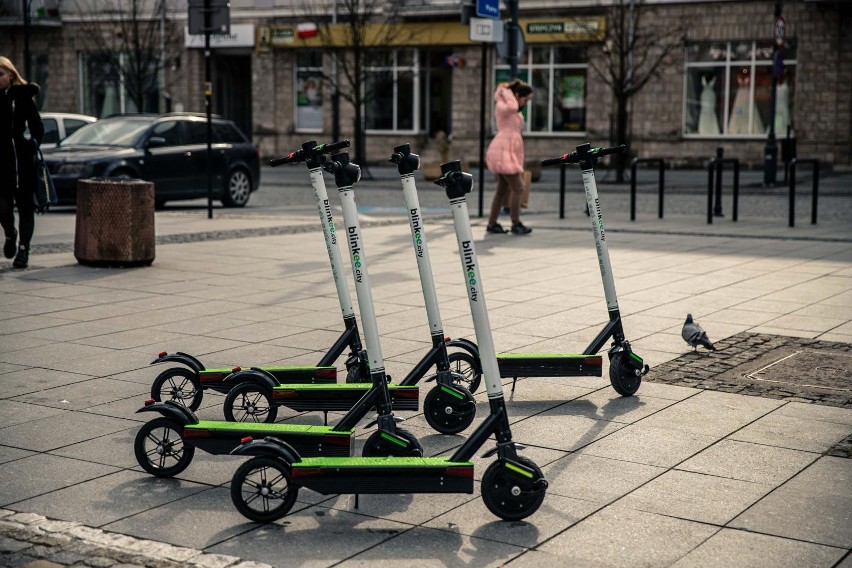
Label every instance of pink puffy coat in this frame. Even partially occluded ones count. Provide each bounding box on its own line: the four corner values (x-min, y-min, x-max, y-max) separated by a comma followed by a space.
485, 85, 525, 175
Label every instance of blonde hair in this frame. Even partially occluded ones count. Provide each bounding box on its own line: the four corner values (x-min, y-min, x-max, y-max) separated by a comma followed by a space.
0, 56, 27, 86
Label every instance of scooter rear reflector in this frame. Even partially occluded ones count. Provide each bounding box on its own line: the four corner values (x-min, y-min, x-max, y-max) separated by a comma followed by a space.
240, 436, 253, 444
158, 351, 167, 357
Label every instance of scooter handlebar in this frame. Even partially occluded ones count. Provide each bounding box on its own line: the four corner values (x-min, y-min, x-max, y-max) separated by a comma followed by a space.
268, 140, 350, 167
269, 151, 302, 167
541, 144, 627, 167
319, 139, 350, 153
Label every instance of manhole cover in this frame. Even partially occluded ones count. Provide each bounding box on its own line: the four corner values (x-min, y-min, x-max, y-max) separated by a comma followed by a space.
744, 350, 852, 392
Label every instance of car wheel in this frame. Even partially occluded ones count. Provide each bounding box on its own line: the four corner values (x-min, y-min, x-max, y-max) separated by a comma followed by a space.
222, 168, 251, 208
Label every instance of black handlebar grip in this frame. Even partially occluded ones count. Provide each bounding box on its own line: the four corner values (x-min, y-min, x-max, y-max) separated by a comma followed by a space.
541, 155, 569, 167
324, 140, 350, 152
599, 144, 627, 157
269, 152, 299, 167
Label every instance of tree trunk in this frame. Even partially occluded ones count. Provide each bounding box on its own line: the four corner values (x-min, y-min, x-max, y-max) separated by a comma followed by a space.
615, 96, 629, 183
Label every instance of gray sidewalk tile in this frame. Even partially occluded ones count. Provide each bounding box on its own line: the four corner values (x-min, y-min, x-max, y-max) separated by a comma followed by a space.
638, 389, 783, 438
0, 401, 67, 429
577, 423, 716, 468
325, 492, 479, 527
774, 401, 852, 425
729, 411, 852, 453
0, 343, 152, 377
13, 470, 211, 528
537, 504, 718, 567
0, 445, 35, 464
338, 525, 526, 567
541, 453, 666, 504
730, 457, 852, 549
0, 334, 56, 354
0, 411, 135, 452
510, 414, 626, 452
204, 507, 415, 567
72, 328, 192, 350
677, 439, 818, 484
671, 528, 848, 568
0, 454, 120, 506
48, 428, 139, 469
617, 469, 774, 525
10, 377, 147, 411
544, 389, 679, 425
0, 368, 95, 399
103, 486, 254, 550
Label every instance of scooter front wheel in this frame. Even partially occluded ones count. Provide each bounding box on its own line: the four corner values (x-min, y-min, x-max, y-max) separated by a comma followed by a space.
151, 367, 203, 411
447, 351, 482, 394
424, 385, 476, 435
134, 417, 195, 478
608, 353, 641, 396
224, 382, 278, 423
361, 427, 423, 457
231, 456, 299, 522
481, 457, 546, 521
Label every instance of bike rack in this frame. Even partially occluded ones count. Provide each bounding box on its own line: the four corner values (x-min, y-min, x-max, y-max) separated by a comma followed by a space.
706, 149, 740, 224
787, 158, 819, 227
629, 157, 666, 221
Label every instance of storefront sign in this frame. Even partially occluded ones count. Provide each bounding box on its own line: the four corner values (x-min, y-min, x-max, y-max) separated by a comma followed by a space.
185, 23, 255, 48
271, 27, 295, 46
525, 18, 605, 41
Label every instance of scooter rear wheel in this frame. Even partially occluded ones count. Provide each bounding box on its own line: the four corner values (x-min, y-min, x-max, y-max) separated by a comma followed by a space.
447, 351, 482, 394
231, 456, 299, 522
424, 385, 476, 435
361, 427, 423, 457
481, 457, 546, 521
134, 417, 195, 477
151, 367, 203, 411
608, 353, 641, 396
224, 382, 278, 423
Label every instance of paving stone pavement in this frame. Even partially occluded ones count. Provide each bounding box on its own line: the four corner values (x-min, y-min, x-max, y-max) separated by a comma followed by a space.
1, 169, 851, 567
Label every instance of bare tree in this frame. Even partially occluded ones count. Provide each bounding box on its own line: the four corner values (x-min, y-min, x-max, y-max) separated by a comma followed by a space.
75, 0, 174, 115
589, 0, 685, 181
300, 0, 411, 169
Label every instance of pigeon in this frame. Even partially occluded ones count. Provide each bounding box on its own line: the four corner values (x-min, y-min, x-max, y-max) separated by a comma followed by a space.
682, 313, 716, 351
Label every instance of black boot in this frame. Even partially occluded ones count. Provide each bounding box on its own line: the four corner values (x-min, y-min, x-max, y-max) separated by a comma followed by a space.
3, 228, 16, 259
12, 244, 28, 269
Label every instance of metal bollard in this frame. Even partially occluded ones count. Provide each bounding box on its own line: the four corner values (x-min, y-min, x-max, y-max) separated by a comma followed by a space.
788, 158, 819, 227
629, 157, 666, 221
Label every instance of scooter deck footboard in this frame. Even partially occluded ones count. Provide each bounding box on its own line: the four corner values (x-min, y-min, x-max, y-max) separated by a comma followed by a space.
292, 457, 474, 495
271, 384, 420, 412
497, 354, 603, 378
199, 366, 338, 393
184, 421, 353, 457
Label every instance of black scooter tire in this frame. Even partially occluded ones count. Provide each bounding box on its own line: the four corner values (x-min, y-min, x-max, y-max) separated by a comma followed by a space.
223, 382, 278, 423
481, 457, 546, 521
609, 353, 641, 396
151, 367, 203, 411
447, 351, 482, 394
423, 384, 476, 435
361, 428, 423, 457
134, 417, 195, 478
231, 456, 299, 522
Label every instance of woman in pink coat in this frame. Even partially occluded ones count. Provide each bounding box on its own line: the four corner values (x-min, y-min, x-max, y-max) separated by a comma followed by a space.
485, 79, 533, 235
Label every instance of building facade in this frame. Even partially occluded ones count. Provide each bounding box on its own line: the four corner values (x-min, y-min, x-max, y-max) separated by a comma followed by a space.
1, 0, 850, 169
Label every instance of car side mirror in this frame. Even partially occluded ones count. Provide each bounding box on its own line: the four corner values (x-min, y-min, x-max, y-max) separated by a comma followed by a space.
146, 136, 167, 151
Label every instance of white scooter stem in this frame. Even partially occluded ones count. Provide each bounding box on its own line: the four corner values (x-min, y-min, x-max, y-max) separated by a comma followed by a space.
447, 194, 501, 400
308, 167, 357, 320
581, 167, 619, 312
335, 182, 385, 373
399, 174, 443, 336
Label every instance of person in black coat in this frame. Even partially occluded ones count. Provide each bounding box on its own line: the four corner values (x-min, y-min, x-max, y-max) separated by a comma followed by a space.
0, 56, 44, 269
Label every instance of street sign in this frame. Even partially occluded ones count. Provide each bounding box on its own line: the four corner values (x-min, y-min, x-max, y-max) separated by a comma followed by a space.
188, 0, 230, 35
469, 17, 504, 43
476, 0, 499, 19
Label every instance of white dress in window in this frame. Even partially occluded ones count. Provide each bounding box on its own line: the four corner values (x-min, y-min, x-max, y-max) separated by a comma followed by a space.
728, 76, 764, 135
698, 76, 720, 135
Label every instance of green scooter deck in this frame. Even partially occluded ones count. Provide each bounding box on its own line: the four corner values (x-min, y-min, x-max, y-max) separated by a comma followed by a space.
291, 457, 474, 494
497, 353, 603, 378
199, 366, 338, 394
183, 420, 353, 457
271, 383, 420, 412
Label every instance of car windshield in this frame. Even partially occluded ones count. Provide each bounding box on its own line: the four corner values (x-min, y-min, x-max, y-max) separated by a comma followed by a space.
61, 118, 152, 147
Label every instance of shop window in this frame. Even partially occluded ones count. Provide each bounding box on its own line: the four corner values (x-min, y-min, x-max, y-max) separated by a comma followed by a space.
684, 40, 796, 138
295, 51, 324, 132
365, 49, 418, 133
79, 53, 158, 117
495, 45, 588, 134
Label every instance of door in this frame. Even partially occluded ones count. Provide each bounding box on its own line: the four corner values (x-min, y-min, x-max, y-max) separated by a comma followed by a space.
214, 54, 253, 141
140, 120, 193, 198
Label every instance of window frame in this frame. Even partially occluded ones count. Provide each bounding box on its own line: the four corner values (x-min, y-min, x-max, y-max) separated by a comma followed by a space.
294, 51, 325, 133
682, 40, 797, 139
493, 44, 589, 137
364, 48, 421, 135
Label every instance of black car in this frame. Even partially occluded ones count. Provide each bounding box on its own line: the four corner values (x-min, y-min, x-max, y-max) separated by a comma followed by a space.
43, 113, 260, 208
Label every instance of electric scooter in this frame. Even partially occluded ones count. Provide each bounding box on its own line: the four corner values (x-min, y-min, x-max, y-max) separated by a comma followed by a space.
496, 143, 649, 396
389, 143, 476, 434
228, 158, 547, 523
147, 140, 368, 412
133, 148, 425, 479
